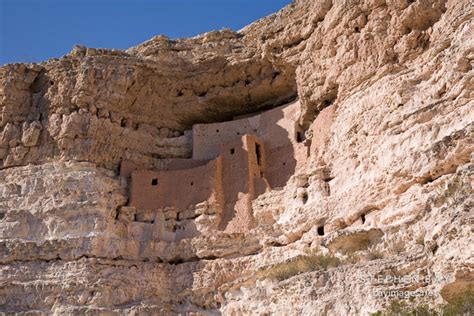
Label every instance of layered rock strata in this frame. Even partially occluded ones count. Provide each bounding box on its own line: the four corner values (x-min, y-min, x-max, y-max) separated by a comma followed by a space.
1, 0, 473, 314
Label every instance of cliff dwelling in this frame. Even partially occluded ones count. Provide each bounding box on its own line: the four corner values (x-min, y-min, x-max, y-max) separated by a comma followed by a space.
3, 0, 474, 313
120, 100, 309, 240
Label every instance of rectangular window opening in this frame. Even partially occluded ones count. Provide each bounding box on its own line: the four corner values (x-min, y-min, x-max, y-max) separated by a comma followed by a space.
296, 131, 304, 143
255, 143, 262, 166
151, 178, 158, 186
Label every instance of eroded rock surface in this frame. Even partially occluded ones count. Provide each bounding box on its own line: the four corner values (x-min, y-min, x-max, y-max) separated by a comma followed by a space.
1, 0, 473, 314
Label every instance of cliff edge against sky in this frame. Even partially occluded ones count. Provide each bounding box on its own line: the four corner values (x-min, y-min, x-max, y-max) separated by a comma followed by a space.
1, 0, 473, 314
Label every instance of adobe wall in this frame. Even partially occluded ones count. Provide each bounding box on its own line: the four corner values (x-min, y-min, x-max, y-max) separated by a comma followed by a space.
124, 100, 306, 236
126, 133, 268, 234
129, 157, 223, 212
192, 100, 301, 160
192, 117, 259, 160
120, 159, 145, 178
162, 158, 210, 171
192, 100, 306, 192
219, 135, 266, 232
120, 158, 210, 178
256, 100, 301, 149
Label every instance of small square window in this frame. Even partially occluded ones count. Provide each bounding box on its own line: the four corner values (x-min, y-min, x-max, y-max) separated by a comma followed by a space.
230, 148, 235, 154
317, 226, 325, 236
151, 178, 158, 186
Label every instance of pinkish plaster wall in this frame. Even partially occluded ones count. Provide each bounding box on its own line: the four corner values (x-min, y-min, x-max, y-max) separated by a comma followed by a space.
219, 135, 266, 232
192, 101, 301, 160
121, 158, 210, 178
192, 101, 306, 190
123, 100, 309, 237
129, 157, 222, 212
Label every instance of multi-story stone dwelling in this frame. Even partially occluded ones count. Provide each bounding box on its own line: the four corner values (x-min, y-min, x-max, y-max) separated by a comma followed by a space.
119, 100, 311, 240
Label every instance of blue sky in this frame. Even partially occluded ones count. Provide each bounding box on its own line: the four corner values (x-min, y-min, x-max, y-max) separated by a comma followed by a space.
0, 0, 291, 65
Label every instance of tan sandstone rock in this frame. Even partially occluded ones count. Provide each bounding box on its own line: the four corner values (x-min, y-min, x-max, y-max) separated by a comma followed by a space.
0, 0, 473, 315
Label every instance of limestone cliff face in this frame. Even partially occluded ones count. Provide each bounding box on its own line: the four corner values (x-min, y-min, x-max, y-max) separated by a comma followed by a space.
1, 0, 473, 315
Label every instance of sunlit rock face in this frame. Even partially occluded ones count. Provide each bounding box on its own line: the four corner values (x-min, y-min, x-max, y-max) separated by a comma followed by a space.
1, 0, 473, 314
